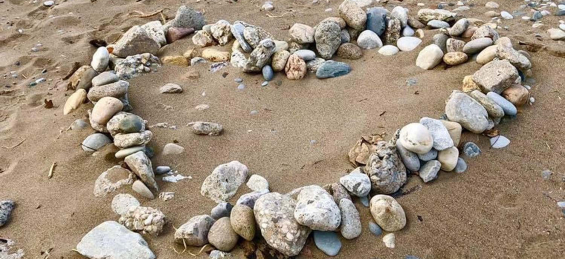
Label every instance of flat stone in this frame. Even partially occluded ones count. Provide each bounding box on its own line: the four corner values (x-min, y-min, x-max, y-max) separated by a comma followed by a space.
115, 146, 146, 159
107, 112, 145, 136
417, 8, 456, 23
419, 160, 441, 182
92, 72, 119, 87
87, 80, 129, 104
294, 49, 316, 61
370, 195, 406, 232
463, 38, 493, 54
201, 161, 248, 203
166, 27, 195, 43
190, 121, 223, 135
174, 215, 215, 246
111, 194, 140, 215
490, 135, 510, 148
316, 61, 351, 79
378, 45, 399, 56
427, 20, 450, 28
160, 83, 183, 93
469, 90, 505, 118
71, 119, 89, 130
114, 131, 152, 149
443, 52, 468, 65
162, 143, 184, 156
548, 28, 565, 40
313, 231, 342, 256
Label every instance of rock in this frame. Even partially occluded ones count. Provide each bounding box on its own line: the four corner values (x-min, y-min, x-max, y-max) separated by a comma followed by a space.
114, 131, 152, 149
449, 18, 469, 36
322, 17, 347, 29
443, 52, 468, 66
418, 149, 438, 161
396, 142, 421, 172
201, 161, 248, 203
397, 37, 422, 52
315, 20, 341, 59
445, 91, 489, 133
485, 1, 499, 8
416, 44, 444, 70
419, 117, 454, 151
472, 60, 519, 94
262, 1, 274, 11
63, 89, 87, 115
272, 50, 290, 72
446, 38, 465, 53
496, 37, 531, 71
230, 23, 252, 53
419, 160, 441, 182
490, 135, 510, 149
175, 215, 216, 246
306, 58, 326, 73
125, 151, 158, 190
241, 22, 273, 49
107, 112, 145, 136
230, 204, 256, 241
244, 39, 276, 72
347, 27, 363, 41
357, 30, 383, 49
254, 193, 311, 257
548, 28, 565, 40
0, 200, 15, 227
294, 49, 316, 61
192, 30, 215, 47
71, 119, 89, 130
408, 16, 425, 29
114, 53, 160, 80
92, 72, 119, 87
210, 20, 233, 46
471, 25, 499, 42
87, 80, 129, 103
236, 189, 269, 209
166, 27, 195, 43
441, 120, 462, 146
337, 43, 363, 59
209, 250, 232, 259
313, 231, 342, 256
159, 83, 183, 94
399, 123, 434, 154
94, 166, 134, 197
294, 185, 341, 231
378, 45, 399, 56
91, 47, 110, 72
369, 221, 382, 236
360, 196, 369, 207
141, 21, 166, 47
463, 38, 493, 54
427, 20, 450, 29
437, 146, 458, 171
202, 49, 230, 62
340, 29, 351, 43
502, 84, 529, 106
290, 23, 315, 44
208, 217, 239, 251
190, 121, 223, 135
417, 9, 456, 23
339, 199, 361, 239
92, 97, 124, 125
469, 90, 505, 118
76, 221, 155, 259
167, 6, 205, 30
487, 92, 517, 116
454, 158, 467, 173
369, 195, 406, 232
339, 168, 371, 197
463, 142, 481, 157
501, 11, 513, 19
82, 133, 112, 152
132, 180, 154, 199
316, 61, 351, 79
111, 194, 140, 215
285, 54, 307, 80
262, 65, 274, 81
433, 33, 449, 53
211, 202, 233, 219
339, 0, 366, 30
324, 183, 352, 203
366, 7, 388, 36
384, 18, 401, 45
364, 141, 407, 194
391, 6, 408, 27
383, 233, 396, 248
162, 56, 189, 66
69, 65, 97, 90
113, 26, 160, 58
116, 146, 146, 159
476, 45, 498, 64
402, 26, 415, 37
247, 175, 269, 191
119, 206, 165, 236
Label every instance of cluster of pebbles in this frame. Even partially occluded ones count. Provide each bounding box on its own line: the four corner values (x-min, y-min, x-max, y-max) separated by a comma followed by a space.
12, 0, 544, 258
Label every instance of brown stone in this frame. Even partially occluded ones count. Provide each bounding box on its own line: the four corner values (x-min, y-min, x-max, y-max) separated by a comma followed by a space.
336, 43, 363, 60
284, 54, 307, 80
502, 84, 529, 106
443, 52, 468, 66
162, 56, 189, 66
166, 27, 195, 43
462, 75, 481, 92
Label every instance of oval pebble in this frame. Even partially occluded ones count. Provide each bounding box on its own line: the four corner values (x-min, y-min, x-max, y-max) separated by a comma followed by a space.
490, 135, 510, 149
313, 231, 342, 256
369, 221, 382, 236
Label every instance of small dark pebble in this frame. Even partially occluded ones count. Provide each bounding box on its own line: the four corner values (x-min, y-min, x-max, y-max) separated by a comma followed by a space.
222, 72, 228, 78
417, 215, 423, 222
15, 61, 20, 66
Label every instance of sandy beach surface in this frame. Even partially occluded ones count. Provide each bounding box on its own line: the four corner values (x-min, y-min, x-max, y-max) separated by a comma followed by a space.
1, 0, 565, 258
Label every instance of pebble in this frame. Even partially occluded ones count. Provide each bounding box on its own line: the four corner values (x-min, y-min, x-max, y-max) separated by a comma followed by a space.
294, 49, 316, 61
63, 89, 87, 115
420, 117, 454, 151
383, 233, 396, 248
402, 26, 415, 37
209, 250, 233, 259
339, 168, 371, 197
289, 23, 315, 44
469, 90, 505, 118
262, 65, 274, 81
190, 121, 223, 135
237, 189, 268, 209
159, 83, 183, 94
443, 52, 468, 65
0, 200, 15, 227
438, 146, 459, 171
357, 30, 383, 49
365, 141, 407, 194
463, 142, 481, 157
541, 170, 552, 180
485, 1, 499, 9
294, 185, 341, 231
446, 38, 465, 53
237, 83, 245, 90
391, 6, 408, 27
476, 45, 498, 64
490, 135, 510, 149
166, 27, 195, 43
111, 194, 140, 215
246, 174, 269, 191
399, 123, 433, 155
369, 221, 382, 236
230, 204, 256, 241
487, 92, 517, 116
132, 180, 154, 199
115, 146, 146, 159
366, 7, 388, 36
339, 199, 362, 239
501, 11, 513, 19
208, 217, 239, 252
112, 26, 160, 58
396, 142, 421, 172
262, 2, 274, 11
360, 195, 369, 207
82, 133, 112, 152
211, 202, 233, 219
155, 166, 171, 175
416, 44, 444, 70
271, 50, 290, 72
91, 47, 110, 72
419, 160, 441, 182
340, 29, 351, 43
502, 84, 529, 106
339, 0, 366, 30
174, 215, 216, 246
445, 91, 489, 133
454, 158, 467, 173
230, 23, 252, 52
433, 33, 449, 53
418, 149, 438, 161
162, 143, 185, 155
285, 54, 307, 80
385, 18, 402, 45
71, 119, 88, 130
43, 0, 54, 7
92, 72, 119, 87
548, 28, 565, 40
370, 195, 406, 232
201, 161, 248, 203
397, 37, 422, 52
336, 43, 363, 59
449, 18, 469, 36
125, 151, 158, 190
473, 60, 519, 94
313, 231, 342, 256
427, 20, 450, 28
92, 97, 124, 124
316, 61, 351, 79
463, 38, 493, 54
378, 45, 400, 56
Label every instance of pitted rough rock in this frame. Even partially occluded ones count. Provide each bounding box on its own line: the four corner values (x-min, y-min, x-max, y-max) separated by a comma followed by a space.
339, 199, 362, 240
384, 18, 401, 45
496, 37, 531, 71
230, 204, 256, 241
141, 21, 166, 47
417, 9, 456, 23
190, 121, 223, 135
471, 24, 500, 42
285, 54, 307, 80
272, 50, 290, 72
0, 200, 15, 227
369, 195, 406, 232
111, 194, 140, 215
174, 215, 216, 246
472, 59, 519, 94
294, 185, 341, 231
364, 141, 407, 194
419, 117, 454, 151
247, 174, 269, 191
114, 53, 160, 80
94, 165, 135, 197
391, 6, 408, 27
419, 160, 441, 183
240, 22, 273, 49
445, 91, 489, 133
339, 168, 371, 197
118, 206, 166, 236
323, 182, 352, 203
210, 20, 233, 46
192, 30, 215, 47
114, 130, 153, 149
254, 193, 311, 257
208, 217, 239, 252
244, 39, 276, 72
315, 20, 342, 59
339, 0, 367, 30
124, 151, 158, 190
76, 221, 155, 259
201, 161, 248, 203
112, 26, 160, 58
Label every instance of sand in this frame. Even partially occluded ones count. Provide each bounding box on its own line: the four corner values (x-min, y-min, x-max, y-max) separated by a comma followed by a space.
1, 0, 565, 258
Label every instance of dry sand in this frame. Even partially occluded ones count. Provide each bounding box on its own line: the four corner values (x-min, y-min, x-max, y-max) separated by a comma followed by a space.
1, 0, 565, 258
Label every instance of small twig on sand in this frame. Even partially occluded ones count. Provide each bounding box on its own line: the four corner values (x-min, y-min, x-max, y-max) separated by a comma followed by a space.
188, 244, 209, 256
2, 138, 26, 149
266, 11, 293, 18
48, 162, 56, 179
127, 8, 170, 20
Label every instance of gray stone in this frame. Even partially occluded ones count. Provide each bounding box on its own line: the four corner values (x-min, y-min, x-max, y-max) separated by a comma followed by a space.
313, 231, 342, 256
417, 8, 457, 23
396, 141, 421, 172
82, 133, 112, 152
449, 18, 469, 36
114, 131, 152, 149
490, 135, 510, 149
92, 72, 119, 87
369, 221, 382, 236
419, 117, 454, 150
469, 90, 505, 118
419, 160, 441, 183
366, 7, 388, 36
208, 217, 239, 252
418, 149, 438, 161
246, 174, 269, 191
254, 193, 311, 257
174, 215, 216, 246
397, 37, 422, 52
471, 24, 500, 42
340, 29, 351, 43
107, 112, 145, 136
433, 33, 449, 53
244, 39, 276, 72
230, 23, 252, 52
357, 30, 383, 49
112, 26, 160, 58
190, 121, 223, 135
416, 44, 444, 70
262, 65, 274, 81
324, 183, 351, 203
473, 60, 519, 94
445, 91, 489, 133
294, 185, 341, 231
360, 196, 369, 207
167, 6, 205, 30
427, 20, 450, 29
316, 61, 351, 79
294, 49, 316, 61
236, 189, 269, 209
211, 202, 233, 219
463, 38, 493, 54
76, 221, 155, 259
71, 119, 89, 130
454, 158, 467, 173
463, 142, 481, 157
391, 6, 408, 27
315, 20, 342, 59
364, 141, 407, 194
289, 23, 315, 44
496, 37, 531, 71
201, 161, 248, 203
339, 168, 371, 197
111, 194, 140, 215
0, 200, 15, 227
155, 166, 171, 175
241, 22, 273, 49
160, 83, 183, 93
487, 92, 517, 116
339, 199, 362, 239
125, 151, 158, 190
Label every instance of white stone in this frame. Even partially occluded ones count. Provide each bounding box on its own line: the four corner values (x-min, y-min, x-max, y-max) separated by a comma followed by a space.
91, 47, 110, 72
201, 161, 248, 203
162, 143, 184, 155
112, 194, 140, 215
294, 185, 341, 231
548, 28, 565, 40
501, 11, 513, 20
397, 37, 422, 52
246, 174, 269, 191
416, 44, 444, 70
369, 195, 406, 232
490, 135, 510, 148
383, 233, 396, 248
378, 45, 399, 56
357, 30, 383, 49
399, 123, 433, 155
419, 117, 454, 151
437, 146, 459, 171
